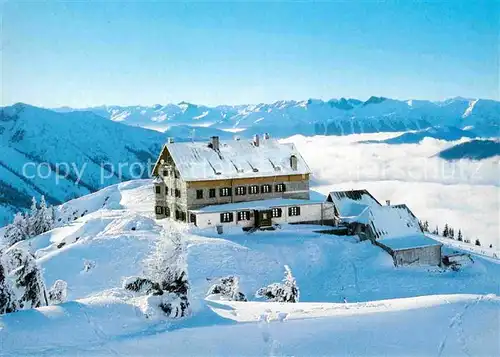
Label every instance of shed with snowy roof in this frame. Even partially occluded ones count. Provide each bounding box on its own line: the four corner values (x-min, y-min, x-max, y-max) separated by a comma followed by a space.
326, 189, 442, 266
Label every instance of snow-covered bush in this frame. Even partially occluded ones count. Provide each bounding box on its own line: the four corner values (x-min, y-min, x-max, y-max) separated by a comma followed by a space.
123, 276, 159, 295
207, 275, 247, 301
82, 259, 96, 273
126, 228, 190, 319
4, 196, 55, 246
256, 265, 299, 303
48, 280, 68, 304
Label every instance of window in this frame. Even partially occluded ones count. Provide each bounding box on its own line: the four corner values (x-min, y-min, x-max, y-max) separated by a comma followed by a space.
162, 169, 168, 177
155, 185, 161, 194
170, 188, 174, 196
174, 170, 180, 179
237, 211, 250, 221
220, 212, 233, 223
196, 189, 203, 199
175, 189, 181, 198
288, 206, 301, 216
181, 211, 186, 222
272, 207, 282, 218
190, 213, 197, 225
249, 185, 259, 194
220, 187, 232, 197
261, 184, 271, 193
275, 183, 286, 192
209, 188, 216, 198
155, 206, 163, 214
235, 186, 246, 196
164, 207, 170, 217
175, 210, 180, 220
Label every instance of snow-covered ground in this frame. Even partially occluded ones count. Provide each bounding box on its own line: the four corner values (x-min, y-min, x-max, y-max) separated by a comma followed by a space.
1, 180, 499, 356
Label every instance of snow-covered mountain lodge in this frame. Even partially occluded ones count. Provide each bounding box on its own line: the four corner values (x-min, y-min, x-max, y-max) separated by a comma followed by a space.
152, 135, 323, 228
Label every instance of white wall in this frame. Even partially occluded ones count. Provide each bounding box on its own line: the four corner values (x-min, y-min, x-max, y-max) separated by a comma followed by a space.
191, 203, 327, 229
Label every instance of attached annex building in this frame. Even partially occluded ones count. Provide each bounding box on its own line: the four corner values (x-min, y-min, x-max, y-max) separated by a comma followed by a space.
326, 190, 442, 266
151, 135, 322, 228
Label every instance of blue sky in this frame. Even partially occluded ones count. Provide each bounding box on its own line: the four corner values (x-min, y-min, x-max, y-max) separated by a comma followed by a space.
2, 1, 499, 107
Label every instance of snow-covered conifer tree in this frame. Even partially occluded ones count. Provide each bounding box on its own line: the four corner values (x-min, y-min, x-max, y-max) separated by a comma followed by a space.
12, 251, 48, 310
475, 239, 481, 246
256, 265, 299, 303
4, 213, 29, 246
457, 229, 463, 241
442, 224, 449, 237
0, 252, 17, 314
207, 275, 247, 301
38, 196, 54, 234
133, 227, 190, 318
48, 280, 68, 305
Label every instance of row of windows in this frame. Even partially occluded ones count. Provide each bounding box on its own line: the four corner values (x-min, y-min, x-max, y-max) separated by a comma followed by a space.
155, 185, 181, 198
161, 169, 180, 179
196, 183, 286, 200
220, 206, 300, 223
155, 206, 187, 221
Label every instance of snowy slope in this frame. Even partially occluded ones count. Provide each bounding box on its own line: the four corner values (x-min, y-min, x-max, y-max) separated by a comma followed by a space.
1, 180, 499, 356
0, 103, 167, 226
60, 97, 500, 137
436, 139, 500, 160
360, 126, 478, 144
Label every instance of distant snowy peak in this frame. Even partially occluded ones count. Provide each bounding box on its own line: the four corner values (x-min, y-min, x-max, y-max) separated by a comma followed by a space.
52, 97, 500, 137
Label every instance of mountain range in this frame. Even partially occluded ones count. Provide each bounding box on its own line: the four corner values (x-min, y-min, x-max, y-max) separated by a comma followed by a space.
56, 97, 500, 137
1, 96, 499, 226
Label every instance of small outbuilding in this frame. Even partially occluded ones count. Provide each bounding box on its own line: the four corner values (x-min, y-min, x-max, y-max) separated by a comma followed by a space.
325, 189, 442, 266
375, 234, 443, 267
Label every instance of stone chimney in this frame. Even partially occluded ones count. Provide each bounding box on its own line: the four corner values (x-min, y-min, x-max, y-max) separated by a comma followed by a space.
253, 134, 260, 147
211, 136, 220, 151
290, 155, 297, 170
263, 132, 270, 140
167, 137, 174, 144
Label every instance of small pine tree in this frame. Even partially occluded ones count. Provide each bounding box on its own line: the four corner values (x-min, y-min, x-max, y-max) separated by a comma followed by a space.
490, 244, 493, 249
207, 276, 247, 301
423, 220, 429, 232
256, 265, 300, 303
48, 280, 68, 305
4, 213, 29, 246
0, 252, 17, 314
433, 226, 439, 235
449, 228, 455, 239
475, 239, 481, 246
442, 224, 449, 237
38, 196, 54, 233
12, 252, 48, 310
457, 229, 463, 241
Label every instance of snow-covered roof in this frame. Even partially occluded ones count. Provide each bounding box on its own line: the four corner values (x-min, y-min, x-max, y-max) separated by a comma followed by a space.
326, 190, 381, 223
378, 234, 442, 251
190, 198, 322, 214
162, 137, 311, 181
368, 204, 422, 240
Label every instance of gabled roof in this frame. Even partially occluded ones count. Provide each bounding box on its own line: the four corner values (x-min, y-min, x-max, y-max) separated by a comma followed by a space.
154, 138, 311, 181
326, 189, 381, 223
368, 204, 423, 240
